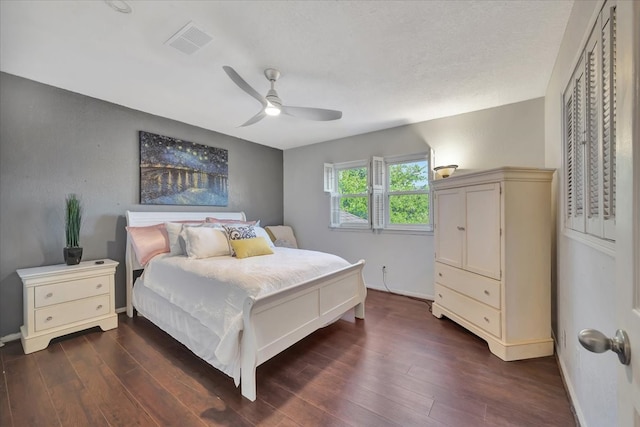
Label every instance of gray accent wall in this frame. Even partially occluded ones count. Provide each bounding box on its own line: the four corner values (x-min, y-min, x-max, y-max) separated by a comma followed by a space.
284, 98, 545, 299
0, 72, 283, 337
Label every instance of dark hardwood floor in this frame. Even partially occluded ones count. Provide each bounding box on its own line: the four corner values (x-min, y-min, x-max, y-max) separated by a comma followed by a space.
1, 290, 576, 426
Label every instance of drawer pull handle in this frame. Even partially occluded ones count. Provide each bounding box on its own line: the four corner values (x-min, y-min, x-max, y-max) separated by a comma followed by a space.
97, 305, 103, 310
438, 293, 443, 298
46, 292, 53, 298
438, 272, 443, 277
484, 317, 490, 322
46, 316, 53, 322
484, 290, 490, 295
457, 226, 465, 231
97, 284, 103, 289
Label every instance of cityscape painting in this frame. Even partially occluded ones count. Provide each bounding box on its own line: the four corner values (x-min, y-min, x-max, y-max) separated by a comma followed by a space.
139, 131, 228, 206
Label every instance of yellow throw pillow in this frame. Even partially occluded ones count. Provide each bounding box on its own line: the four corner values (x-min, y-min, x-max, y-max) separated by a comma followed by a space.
230, 237, 274, 259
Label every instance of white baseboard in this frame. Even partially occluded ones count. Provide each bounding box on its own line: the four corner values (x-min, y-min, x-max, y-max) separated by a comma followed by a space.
366, 284, 433, 301
116, 306, 127, 314
0, 332, 22, 346
555, 343, 587, 427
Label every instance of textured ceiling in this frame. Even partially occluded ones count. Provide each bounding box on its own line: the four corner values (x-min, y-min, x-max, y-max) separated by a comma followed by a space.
0, 0, 574, 150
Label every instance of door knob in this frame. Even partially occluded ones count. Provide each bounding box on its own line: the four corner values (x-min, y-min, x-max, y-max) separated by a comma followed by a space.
578, 329, 631, 365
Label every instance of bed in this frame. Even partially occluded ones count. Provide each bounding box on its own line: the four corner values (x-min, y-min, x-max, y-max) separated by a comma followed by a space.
125, 210, 366, 401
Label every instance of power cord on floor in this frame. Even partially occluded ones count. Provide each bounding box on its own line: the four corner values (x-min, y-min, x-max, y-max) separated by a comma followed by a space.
382, 266, 433, 312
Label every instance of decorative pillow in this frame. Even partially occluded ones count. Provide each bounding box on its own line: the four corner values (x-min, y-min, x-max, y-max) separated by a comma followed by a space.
265, 225, 299, 249
126, 224, 169, 266
253, 226, 275, 248
230, 237, 274, 259
165, 221, 205, 256
274, 238, 297, 249
183, 226, 230, 259
223, 224, 257, 256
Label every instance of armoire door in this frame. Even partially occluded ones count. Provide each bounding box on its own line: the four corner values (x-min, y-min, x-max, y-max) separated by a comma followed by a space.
434, 187, 463, 268
463, 183, 501, 279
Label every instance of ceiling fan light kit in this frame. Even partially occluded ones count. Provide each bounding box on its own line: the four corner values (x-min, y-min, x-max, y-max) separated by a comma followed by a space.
223, 65, 342, 127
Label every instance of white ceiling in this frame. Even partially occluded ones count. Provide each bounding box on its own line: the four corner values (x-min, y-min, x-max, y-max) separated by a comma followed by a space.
0, 0, 574, 150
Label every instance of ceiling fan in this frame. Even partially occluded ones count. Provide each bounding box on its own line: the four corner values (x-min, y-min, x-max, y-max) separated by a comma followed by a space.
222, 66, 343, 127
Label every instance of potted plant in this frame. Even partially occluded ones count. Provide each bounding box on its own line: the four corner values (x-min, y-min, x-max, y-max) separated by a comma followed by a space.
64, 193, 83, 265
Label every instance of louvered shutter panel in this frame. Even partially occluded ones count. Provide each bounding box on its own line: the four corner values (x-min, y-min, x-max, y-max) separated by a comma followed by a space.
565, 55, 586, 232
586, 29, 601, 236
330, 193, 340, 227
562, 0, 616, 241
371, 156, 385, 229
323, 163, 335, 193
565, 90, 575, 218
602, 4, 616, 240
574, 63, 585, 222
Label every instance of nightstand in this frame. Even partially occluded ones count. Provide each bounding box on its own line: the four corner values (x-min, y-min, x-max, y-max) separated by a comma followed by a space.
17, 259, 119, 354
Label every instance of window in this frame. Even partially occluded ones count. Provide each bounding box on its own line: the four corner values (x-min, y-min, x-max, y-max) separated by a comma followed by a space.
386, 154, 430, 230
330, 160, 370, 228
325, 152, 432, 232
563, 0, 616, 242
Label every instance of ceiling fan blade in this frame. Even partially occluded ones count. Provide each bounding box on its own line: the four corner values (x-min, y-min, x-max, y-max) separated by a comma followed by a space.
223, 66, 267, 107
280, 106, 342, 121
239, 110, 267, 127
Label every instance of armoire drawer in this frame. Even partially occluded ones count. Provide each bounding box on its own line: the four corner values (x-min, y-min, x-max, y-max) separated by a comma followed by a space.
34, 275, 109, 308
435, 283, 501, 338
435, 262, 501, 309
35, 294, 110, 332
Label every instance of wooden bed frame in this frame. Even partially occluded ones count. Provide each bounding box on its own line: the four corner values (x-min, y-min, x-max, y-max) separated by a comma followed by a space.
125, 210, 366, 401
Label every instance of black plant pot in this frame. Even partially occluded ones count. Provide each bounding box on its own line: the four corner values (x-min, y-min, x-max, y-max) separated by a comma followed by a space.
64, 247, 83, 265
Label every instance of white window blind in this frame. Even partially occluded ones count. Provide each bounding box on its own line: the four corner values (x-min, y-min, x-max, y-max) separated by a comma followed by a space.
562, 0, 616, 242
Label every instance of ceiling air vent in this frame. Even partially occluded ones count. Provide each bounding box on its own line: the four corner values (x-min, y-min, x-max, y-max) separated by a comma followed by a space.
165, 21, 213, 55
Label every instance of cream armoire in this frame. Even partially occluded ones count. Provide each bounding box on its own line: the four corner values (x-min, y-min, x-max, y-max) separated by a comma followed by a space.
431, 167, 555, 360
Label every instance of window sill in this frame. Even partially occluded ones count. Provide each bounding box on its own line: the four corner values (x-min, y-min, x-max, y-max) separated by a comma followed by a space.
562, 228, 615, 257
329, 226, 433, 237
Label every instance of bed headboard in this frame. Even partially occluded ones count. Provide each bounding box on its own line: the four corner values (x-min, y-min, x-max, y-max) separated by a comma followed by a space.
125, 210, 246, 317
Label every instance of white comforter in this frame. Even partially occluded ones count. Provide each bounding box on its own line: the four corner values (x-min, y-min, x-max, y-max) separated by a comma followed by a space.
139, 247, 351, 382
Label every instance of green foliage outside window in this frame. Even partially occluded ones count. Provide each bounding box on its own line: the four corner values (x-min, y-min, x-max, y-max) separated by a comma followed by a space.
337, 167, 368, 221
388, 161, 429, 225
335, 159, 430, 227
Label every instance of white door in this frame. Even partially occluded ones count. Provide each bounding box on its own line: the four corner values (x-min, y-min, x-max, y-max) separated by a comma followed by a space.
579, 3, 639, 424
616, 2, 639, 424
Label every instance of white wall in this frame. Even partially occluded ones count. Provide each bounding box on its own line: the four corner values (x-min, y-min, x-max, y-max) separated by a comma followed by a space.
284, 98, 545, 299
544, 1, 618, 425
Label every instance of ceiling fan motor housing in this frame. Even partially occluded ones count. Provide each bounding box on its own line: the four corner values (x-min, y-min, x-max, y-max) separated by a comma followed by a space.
266, 89, 282, 107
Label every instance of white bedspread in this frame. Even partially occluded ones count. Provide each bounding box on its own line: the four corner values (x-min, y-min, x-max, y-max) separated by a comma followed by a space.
139, 247, 351, 382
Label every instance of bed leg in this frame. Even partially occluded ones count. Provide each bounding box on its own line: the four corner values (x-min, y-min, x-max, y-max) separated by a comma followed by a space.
241, 368, 257, 402
354, 302, 365, 319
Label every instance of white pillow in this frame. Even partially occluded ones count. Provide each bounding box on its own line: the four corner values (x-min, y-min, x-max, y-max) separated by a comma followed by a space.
183, 226, 230, 258
253, 226, 275, 248
165, 222, 187, 255
165, 222, 220, 256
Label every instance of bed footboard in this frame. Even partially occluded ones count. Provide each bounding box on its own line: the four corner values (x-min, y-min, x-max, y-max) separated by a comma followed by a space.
240, 259, 366, 401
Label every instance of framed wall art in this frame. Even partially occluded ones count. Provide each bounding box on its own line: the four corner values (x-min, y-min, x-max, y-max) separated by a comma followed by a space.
139, 131, 228, 206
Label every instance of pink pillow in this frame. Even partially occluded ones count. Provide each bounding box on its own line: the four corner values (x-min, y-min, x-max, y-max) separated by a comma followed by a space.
205, 217, 257, 225
126, 223, 170, 266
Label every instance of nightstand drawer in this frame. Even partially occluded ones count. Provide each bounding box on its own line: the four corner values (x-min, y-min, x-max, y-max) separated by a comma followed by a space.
35, 294, 110, 332
435, 283, 501, 338
435, 262, 501, 309
34, 275, 109, 308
